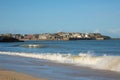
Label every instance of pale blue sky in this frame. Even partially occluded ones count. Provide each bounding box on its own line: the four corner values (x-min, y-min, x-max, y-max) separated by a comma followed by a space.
0, 0, 120, 37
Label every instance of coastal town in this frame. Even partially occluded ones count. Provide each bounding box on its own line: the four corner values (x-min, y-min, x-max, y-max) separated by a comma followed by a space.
0, 32, 111, 42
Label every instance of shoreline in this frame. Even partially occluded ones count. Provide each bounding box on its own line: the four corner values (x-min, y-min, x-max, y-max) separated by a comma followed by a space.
0, 69, 47, 80
0, 54, 120, 80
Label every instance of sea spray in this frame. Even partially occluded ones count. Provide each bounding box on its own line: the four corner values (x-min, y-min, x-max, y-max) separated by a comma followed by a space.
0, 51, 120, 72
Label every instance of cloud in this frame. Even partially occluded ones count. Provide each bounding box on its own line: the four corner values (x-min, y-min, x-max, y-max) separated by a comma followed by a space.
94, 29, 100, 33
105, 28, 120, 37
108, 28, 120, 34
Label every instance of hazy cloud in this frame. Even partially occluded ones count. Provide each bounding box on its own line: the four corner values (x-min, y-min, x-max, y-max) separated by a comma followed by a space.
94, 29, 100, 33
108, 28, 120, 34
105, 28, 120, 37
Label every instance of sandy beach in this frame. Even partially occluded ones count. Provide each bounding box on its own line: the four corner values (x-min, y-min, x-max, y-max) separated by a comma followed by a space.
0, 69, 47, 80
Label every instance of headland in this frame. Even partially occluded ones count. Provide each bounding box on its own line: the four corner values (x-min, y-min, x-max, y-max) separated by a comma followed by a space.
0, 32, 111, 41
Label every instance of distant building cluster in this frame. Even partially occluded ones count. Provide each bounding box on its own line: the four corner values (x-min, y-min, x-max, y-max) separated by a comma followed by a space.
0, 32, 111, 41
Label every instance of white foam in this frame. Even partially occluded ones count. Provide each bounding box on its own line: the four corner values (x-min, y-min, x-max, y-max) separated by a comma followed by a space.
20, 44, 46, 48
0, 51, 120, 72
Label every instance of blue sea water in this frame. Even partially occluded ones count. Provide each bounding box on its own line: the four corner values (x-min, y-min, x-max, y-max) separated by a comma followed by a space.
0, 40, 120, 80
0, 40, 120, 55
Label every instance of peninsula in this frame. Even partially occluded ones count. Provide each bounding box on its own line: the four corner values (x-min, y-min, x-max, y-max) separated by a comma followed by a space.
0, 32, 111, 41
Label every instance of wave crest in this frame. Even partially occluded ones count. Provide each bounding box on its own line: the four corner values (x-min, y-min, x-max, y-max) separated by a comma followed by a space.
0, 51, 120, 72
19, 44, 46, 48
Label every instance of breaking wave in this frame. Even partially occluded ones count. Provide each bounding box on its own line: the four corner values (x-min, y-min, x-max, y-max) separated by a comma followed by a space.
0, 51, 120, 72
19, 44, 46, 48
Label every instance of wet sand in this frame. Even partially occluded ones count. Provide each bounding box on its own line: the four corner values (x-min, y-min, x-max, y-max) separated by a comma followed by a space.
0, 69, 47, 80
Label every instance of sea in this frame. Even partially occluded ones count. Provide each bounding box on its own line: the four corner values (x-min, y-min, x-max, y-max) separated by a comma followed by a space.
0, 40, 120, 80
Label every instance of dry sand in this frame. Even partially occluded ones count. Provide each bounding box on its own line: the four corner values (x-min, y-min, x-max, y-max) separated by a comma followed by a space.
0, 69, 47, 80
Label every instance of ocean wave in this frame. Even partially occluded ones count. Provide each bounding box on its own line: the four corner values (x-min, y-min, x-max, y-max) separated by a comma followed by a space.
0, 51, 120, 72
19, 44, 46, 48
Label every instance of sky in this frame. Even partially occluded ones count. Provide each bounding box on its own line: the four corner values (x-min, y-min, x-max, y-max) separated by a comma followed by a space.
0, 0, 120, 37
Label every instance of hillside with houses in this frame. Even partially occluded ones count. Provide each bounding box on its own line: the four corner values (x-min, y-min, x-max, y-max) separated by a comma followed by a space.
0, 32, 111, 41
